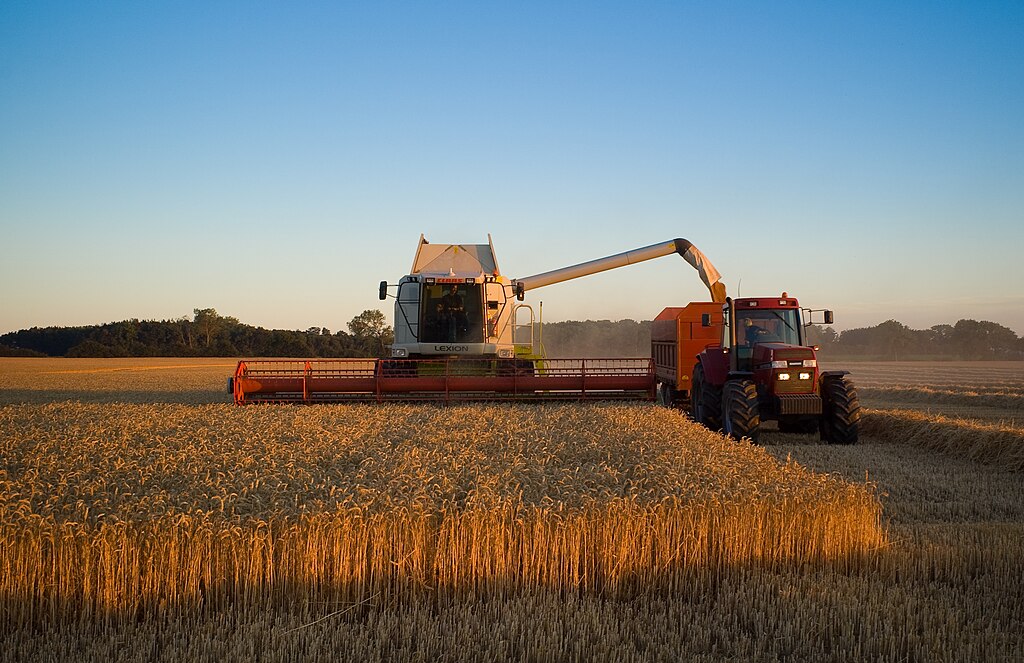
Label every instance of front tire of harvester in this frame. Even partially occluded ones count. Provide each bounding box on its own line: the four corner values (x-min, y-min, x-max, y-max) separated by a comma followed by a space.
820, 376, 861, 444
722, 379, 760, 443
692, 364, 723, 431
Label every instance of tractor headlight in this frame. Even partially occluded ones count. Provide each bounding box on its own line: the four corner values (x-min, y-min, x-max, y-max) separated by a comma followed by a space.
802, 359, 817, 367
392, 347, 408, 357
498, 348, 514, 358
770, 360, 787, 368
777, 372, 791, 381
798, 372, 811, 380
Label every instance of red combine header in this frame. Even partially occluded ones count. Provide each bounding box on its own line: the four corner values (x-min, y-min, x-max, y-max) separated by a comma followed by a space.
232, 358, 655, 404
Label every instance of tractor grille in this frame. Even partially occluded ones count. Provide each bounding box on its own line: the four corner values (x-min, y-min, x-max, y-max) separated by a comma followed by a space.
776, 394, 822, 415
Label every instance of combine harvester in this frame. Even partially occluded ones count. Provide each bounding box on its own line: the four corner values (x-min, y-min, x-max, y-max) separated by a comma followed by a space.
231, 235, 859, 444
231, 236, 722, 405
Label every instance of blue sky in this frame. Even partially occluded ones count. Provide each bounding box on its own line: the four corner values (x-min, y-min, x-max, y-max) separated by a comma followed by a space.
2, 1, 1022, 336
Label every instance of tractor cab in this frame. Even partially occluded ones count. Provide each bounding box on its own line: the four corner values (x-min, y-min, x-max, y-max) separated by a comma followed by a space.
725, 298, 804, 372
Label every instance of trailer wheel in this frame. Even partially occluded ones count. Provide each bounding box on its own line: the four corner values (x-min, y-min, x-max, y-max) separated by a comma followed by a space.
657, 383, 675, 407
722, 379, 760, 443
692, 364, 722, 431
820, 376, 860, 445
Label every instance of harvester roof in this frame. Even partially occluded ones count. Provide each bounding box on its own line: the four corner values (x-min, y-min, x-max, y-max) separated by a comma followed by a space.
410, 234, 500, 277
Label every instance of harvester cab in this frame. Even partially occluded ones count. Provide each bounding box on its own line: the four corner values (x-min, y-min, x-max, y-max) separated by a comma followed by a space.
379, 234, 528, 360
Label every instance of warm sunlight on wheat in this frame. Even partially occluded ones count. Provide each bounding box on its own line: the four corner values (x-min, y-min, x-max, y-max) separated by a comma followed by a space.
0, 402, 885, 624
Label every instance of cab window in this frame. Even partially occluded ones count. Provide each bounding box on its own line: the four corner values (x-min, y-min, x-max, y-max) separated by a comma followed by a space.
420, 283, 484, 343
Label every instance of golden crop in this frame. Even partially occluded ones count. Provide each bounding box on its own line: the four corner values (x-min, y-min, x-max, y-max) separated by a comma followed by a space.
0, 401, 884, 624
3, 358, 1022, 662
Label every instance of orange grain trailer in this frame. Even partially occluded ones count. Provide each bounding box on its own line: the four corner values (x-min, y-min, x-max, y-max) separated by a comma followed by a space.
651, 302, 723, 408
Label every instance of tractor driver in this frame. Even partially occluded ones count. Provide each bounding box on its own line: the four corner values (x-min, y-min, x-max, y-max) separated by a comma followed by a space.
743, 317, 769, 345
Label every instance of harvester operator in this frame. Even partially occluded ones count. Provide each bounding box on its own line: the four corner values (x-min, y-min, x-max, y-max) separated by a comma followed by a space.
443, 285, 468, 342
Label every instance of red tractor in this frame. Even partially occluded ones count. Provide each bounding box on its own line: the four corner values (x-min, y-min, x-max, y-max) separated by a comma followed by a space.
653, 294, 860, 444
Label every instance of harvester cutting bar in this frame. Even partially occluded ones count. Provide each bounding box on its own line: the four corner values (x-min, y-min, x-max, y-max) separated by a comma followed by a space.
231, 358, 656, 404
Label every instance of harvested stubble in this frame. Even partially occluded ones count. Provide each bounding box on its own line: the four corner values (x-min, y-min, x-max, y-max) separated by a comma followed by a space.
857, 385, 1024, 411
825, 360, 1024, 390
0, 402, 884, 625
861, 408, 1024, 471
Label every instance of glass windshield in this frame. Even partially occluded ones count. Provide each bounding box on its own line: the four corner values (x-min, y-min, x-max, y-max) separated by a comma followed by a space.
420, 283, 484, 343
735, 308, 802, 346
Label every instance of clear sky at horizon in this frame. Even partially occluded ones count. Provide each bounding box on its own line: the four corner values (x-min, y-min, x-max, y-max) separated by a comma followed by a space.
2, 2, 1022, 336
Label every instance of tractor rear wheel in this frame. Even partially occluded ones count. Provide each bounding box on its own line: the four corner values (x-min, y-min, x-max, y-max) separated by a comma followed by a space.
820, 376, 860, 444
692, 364, 722, 431
722, 379, 760, 443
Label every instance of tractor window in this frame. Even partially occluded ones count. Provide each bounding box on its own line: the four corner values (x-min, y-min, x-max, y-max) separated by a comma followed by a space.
735, 309, 802, 347
420, 283, 484, 344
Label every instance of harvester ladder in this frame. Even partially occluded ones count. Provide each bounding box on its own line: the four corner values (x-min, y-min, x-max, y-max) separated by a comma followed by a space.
513, 304, 536, 357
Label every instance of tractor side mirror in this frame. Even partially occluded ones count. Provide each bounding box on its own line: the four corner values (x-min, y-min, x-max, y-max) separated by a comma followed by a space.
378, 281, 388, 301
824, 310, 834, 325
701, 313, 712, 327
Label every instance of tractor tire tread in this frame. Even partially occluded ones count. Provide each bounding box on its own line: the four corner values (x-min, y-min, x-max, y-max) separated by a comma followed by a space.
693, 364, 723, 431
723, 379, 760, 443
821, 376, 861, 444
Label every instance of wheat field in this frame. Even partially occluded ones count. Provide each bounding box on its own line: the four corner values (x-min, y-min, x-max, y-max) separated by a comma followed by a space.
1, 358, 1022, 662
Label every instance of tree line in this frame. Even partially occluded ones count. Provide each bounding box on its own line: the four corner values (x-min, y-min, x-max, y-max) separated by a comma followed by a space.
0, 309, 394, 358
806, 318, 1024, 360
539, 318, 1024, 361
2, 311, 1021, 360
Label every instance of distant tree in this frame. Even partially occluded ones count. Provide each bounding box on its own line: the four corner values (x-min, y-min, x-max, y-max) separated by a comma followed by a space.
837, 319, 916, 359
348, 310, 393, 357
0, 344, 45, 357
193, 308, 222, 348
66, 339, 125, 358
806, 325, 839, 352
951, 319, 1020, 359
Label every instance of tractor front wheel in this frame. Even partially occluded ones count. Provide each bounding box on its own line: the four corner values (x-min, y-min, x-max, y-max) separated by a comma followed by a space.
692, 364, 722, 431
722, 379, 760, 443
820, 376, 860, 444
